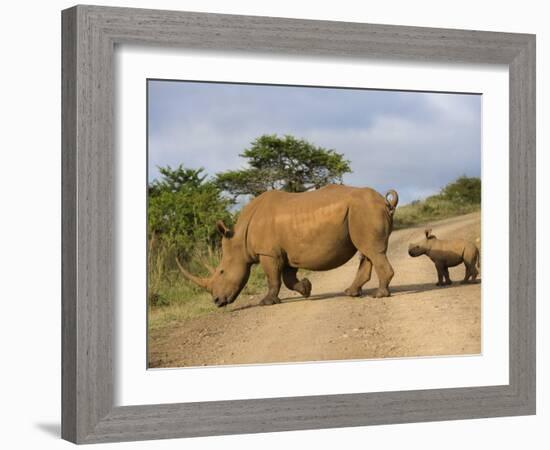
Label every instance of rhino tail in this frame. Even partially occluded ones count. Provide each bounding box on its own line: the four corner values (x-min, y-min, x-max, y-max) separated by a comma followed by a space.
385, 189, 399, 215
477, 248, 481, 268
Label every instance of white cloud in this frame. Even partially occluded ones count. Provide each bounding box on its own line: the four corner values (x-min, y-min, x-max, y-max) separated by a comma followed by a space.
423, 93, 480, 126
303, 113, 479, 203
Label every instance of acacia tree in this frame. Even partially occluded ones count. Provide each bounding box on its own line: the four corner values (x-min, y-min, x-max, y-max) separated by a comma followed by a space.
215, 134, 351, 201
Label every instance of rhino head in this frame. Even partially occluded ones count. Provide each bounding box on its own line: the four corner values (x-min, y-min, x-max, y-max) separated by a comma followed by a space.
176, 220, 251, 307
408, 228, 436, 257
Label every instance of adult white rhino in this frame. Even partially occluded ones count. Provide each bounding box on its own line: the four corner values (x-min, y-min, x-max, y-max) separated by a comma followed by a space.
177, 184, 398, 307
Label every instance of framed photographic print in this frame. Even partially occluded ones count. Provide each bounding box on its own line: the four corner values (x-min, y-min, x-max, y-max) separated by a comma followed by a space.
62, 5, 536, 444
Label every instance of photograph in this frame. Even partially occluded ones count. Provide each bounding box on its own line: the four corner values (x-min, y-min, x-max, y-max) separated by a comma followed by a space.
146, 80, 482, 368
1, 0, 541, 447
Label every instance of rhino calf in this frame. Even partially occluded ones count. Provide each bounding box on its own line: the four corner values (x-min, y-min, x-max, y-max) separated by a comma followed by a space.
408, 229, 480, 286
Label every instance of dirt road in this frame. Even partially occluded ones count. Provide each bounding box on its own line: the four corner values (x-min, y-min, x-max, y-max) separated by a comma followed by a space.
149, 212, 481, 368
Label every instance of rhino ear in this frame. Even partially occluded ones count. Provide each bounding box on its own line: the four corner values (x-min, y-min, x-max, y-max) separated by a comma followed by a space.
425, 228, 434, 239
216, 220, 233, 238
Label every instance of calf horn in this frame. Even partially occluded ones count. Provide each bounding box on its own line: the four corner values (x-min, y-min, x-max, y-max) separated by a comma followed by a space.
176, 257, 211, 291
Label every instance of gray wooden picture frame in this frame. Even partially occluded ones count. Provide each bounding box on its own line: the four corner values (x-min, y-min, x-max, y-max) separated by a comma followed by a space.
61, 5, 536, 444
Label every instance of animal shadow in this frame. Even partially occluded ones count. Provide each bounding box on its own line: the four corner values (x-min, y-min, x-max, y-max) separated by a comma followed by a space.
390, 279, 481, 296
228, 280, 481, 311
228, 291, 341, 312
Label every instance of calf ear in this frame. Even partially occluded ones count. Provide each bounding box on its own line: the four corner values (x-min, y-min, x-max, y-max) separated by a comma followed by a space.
425, 228, 433, 239
216, 220, 233, 238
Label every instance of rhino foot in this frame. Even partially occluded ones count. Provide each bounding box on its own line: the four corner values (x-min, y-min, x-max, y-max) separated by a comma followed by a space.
260, 295, 281, 306
300, 278, 312, 298
373, 288, 390, 298
344, 287, 362, 297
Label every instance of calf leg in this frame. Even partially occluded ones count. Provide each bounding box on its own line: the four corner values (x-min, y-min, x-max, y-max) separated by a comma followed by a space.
469, 252, 479, 282
435, 262, 445, 286
469, 262, 479, 282
282, 266, 312, 298
259, 255, 282, 305
462, 261, 478, 283
443, 266, 452, 285
344, 254, 372, 297
461, 264, 470, 283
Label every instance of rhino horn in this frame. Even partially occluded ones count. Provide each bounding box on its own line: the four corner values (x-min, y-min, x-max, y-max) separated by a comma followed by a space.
176, 257, 211, 291
203, 261, 216, 275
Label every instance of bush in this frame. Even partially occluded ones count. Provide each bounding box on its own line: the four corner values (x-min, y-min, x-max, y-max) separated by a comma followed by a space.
393, 176, 481, 229
148, 166, 233, 258
440, 176, 481, 204
147, 165, 233, 305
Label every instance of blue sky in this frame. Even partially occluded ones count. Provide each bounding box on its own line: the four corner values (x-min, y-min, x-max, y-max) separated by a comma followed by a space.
148, 80, 481, 204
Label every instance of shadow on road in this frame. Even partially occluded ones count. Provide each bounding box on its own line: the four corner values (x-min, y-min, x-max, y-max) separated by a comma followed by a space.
228, 303, 258, 312
228, 279, 481, 312
227, 292, 342, 312
391, 279, 481, 296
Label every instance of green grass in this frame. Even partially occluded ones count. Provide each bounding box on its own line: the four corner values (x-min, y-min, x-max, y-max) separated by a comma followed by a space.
148, 264, 269, 330
393, 197, 480, 230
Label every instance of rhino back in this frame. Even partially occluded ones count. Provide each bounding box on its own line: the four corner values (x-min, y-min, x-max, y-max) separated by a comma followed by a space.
246, 186, 389, 270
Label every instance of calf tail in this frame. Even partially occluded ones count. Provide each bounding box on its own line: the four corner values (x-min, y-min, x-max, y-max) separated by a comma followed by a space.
385, 189, 399, 216
476, 248, 481, 268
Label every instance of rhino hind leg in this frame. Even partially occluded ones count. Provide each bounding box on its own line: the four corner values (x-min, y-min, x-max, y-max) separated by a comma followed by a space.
370, 253, 394, 297
258, 255, 283, 306
344, 254, 372, 297
347, 207, 394, 297
282, 266, 312, 298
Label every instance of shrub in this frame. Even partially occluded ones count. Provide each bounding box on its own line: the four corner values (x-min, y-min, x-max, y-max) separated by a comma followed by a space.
147, 165, 233, 305
393, 176, 481, 229
440, 176, 481, 204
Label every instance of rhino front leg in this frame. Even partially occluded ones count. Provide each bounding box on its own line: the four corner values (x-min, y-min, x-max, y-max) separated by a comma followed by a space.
282, 266, 312, 298
259, 255, 282, 306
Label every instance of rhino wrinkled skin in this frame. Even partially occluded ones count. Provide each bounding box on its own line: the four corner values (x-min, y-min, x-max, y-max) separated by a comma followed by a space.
177, 184, 399, 307
408, 228, 480, 286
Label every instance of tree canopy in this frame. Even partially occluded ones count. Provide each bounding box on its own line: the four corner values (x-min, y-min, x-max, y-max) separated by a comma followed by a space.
215, 134, 351, 200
